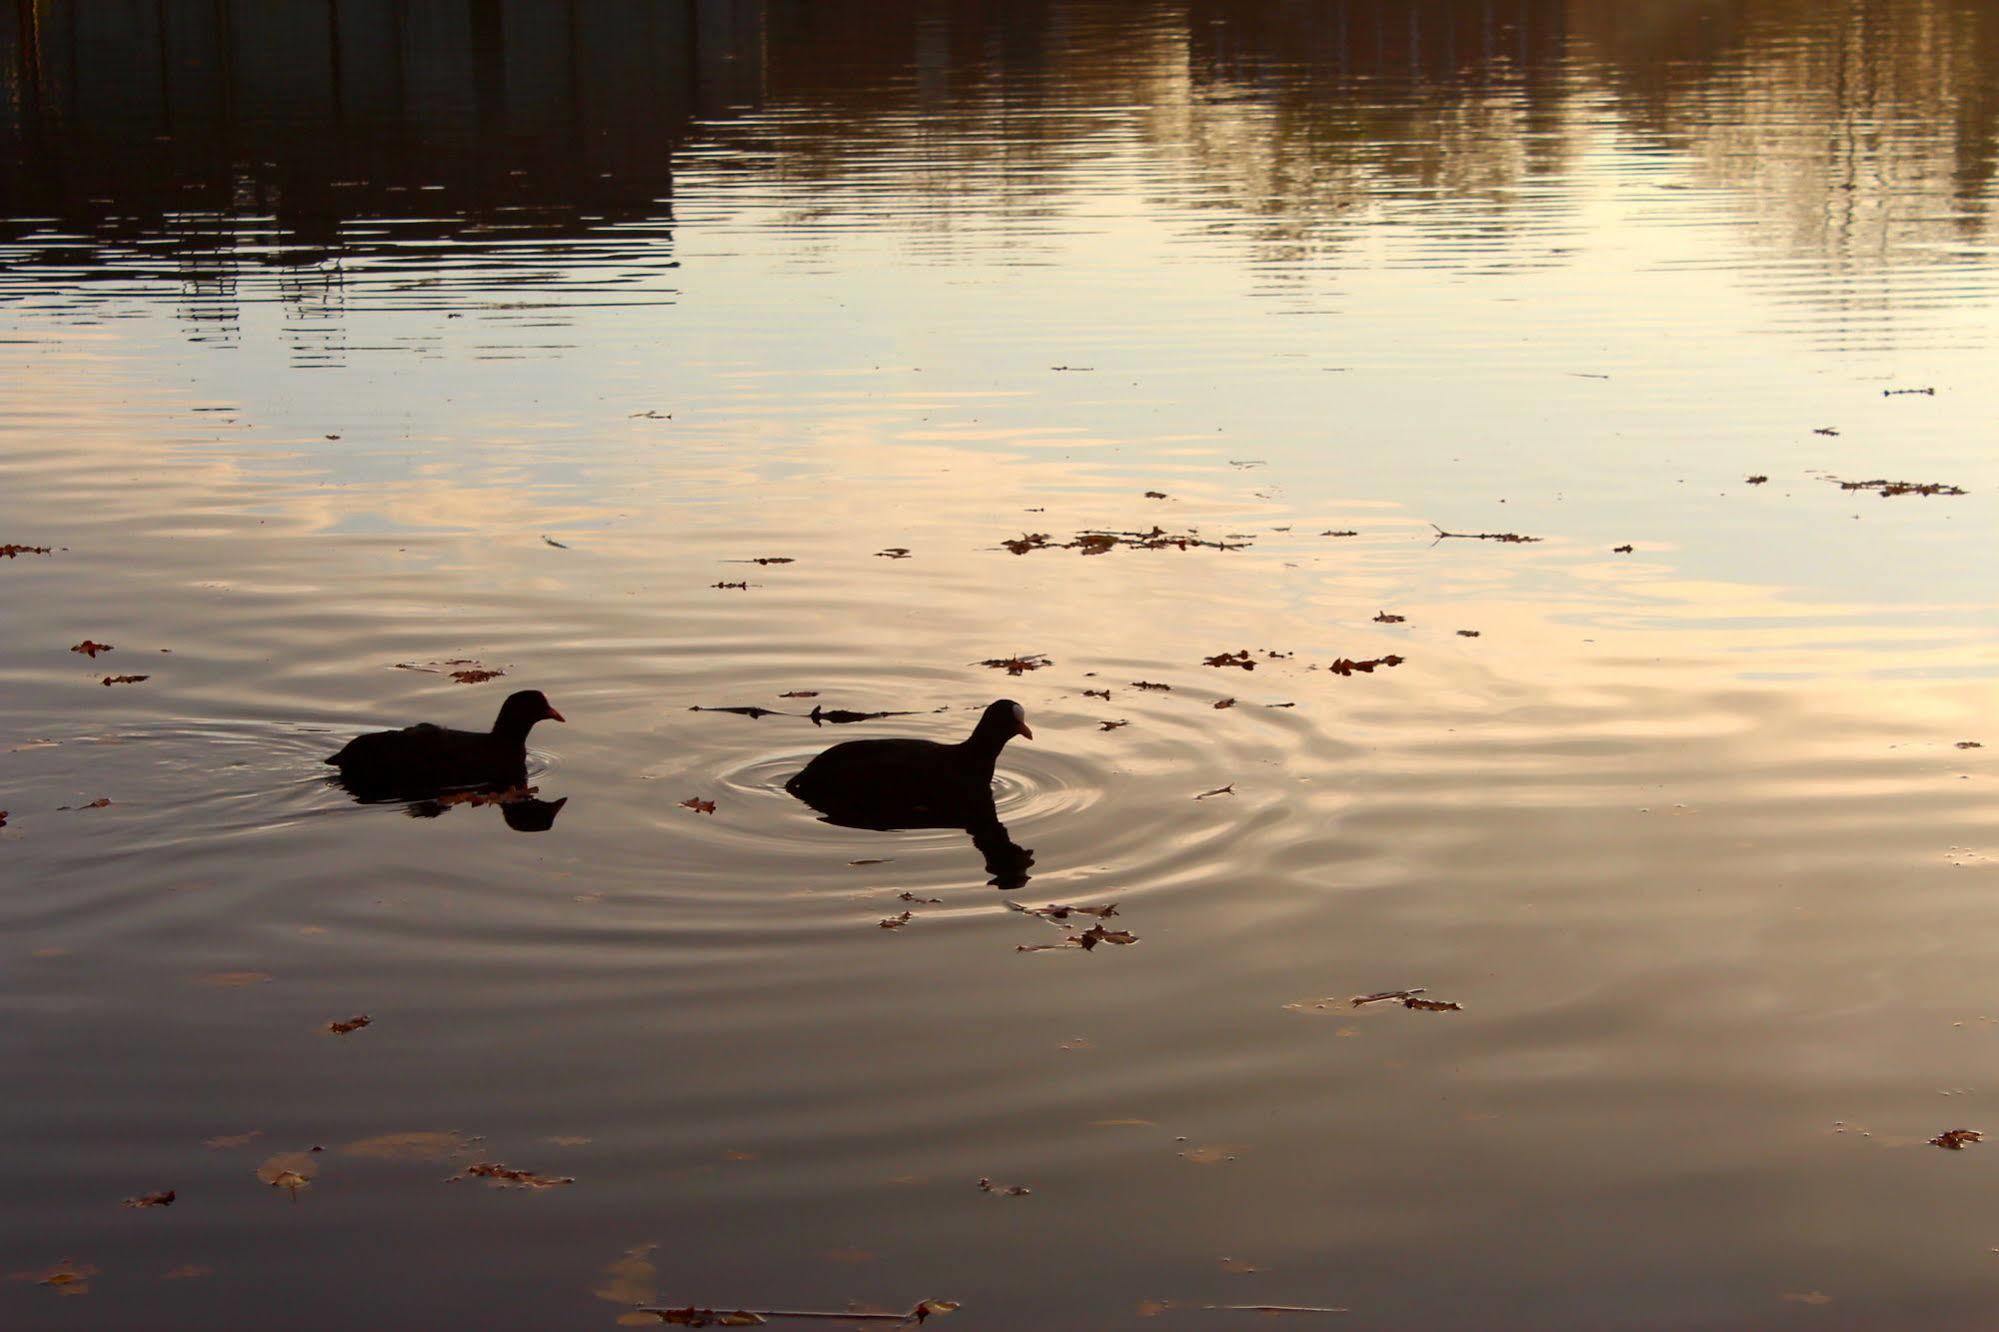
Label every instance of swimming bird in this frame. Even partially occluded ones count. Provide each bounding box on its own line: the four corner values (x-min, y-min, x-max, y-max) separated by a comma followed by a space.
325, 689, 564, 799
785, 698, 1031, 826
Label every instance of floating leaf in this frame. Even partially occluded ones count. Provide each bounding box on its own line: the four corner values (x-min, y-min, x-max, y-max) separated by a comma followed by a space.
1203, 650, 1255, 670
898, 892, 943, 904
325, 1015, 371, 1035
1144, 491, 1169, 499
58, 797, 112, 811
681, 798, 717, 815
449, 668, 505, 684
70, 640, 113, 657
1835, 477, 1963, 497
1613, 544, 1634, 553
1958, 741, 1984, 749
1213, 698, 1235, 709
1008, 901, 1118, 924
1320, 530, 1357, 537
541, 535, 569, 549
810, 706, 925, 726
257, 1151, 319, 1195
122, 1190, 175, 1208
1, 543, 54, 558
639, 1309, 767, 1327
455, 1161, 574, 1189
978, 654, 1051, 675
434, 784, 537, 809
780, 691, 819, 699
1100, 720, 1129, 731
1882, 387, 1935, 396
101, 674, 149, 686
977, 1177, 1031, 1196
1746, 475, 1770, 485
1373, 613, 1405, 624
879, 911, 912, 930
1456, 630, 1481, 638
1931, 1129, 1982, 1150
732, 557, 794, 566
1813, 427, 1840, 436
1326, 655, 1403, 676
688, 705, 782, 719
1132, 680, 1171, 691
876, 548, 911, 559
1083, 688, 1111, 700
712, 581, 750, 590
1195, 784, 1235, 800
1404, 997, 1463, 1012
7, 1259, 97, 1295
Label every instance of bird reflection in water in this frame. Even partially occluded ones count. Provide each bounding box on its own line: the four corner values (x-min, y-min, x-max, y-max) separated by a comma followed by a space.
785, 699, 1037, 888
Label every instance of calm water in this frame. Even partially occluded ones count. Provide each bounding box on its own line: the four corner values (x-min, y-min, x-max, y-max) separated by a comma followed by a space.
4, 2, 1999, 1328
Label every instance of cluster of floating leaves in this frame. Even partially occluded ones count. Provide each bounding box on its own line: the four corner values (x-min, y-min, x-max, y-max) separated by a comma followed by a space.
977, 1176, 1031, 1196
325, 1015, 371, 1035
1203, 650, 1256, 670
681, 797, 717, 815
1429, 524, 1540, 543
1017, 923, 1138, 953
70, 640, 112, 657
978, 654, 1051, 675
1351, 988, 1462, 1012
1325, 655, 1403, 676
394, 658, 505, 685
1834, 477, 1966, 498
455, 1161, 574, 1189
1931, 1129, 1982, 1150
0, 543, 53, 558
1000, 527, 1250, 556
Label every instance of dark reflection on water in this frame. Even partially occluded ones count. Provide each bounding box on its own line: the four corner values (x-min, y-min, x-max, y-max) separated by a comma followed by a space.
5, 3, 1999, 1331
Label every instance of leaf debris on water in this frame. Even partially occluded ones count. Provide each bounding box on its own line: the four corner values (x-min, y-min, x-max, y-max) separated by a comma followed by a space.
540, 535, 569, 548
1083, 688, 1111, 700
1613, 544, 1634, 553
455, 1161, 574, 1189
877, 547, 912, 559
1746, 475, 1770, 485
1931, 1129, 1982, 1150
1000, 527, 1249, 556
681, 798, 717, 815
1195, 784, 1235, 800
1373, 613, 1405, 624
326, 1015, 371, 1035
728, 557, 794, 566
978, 654, 1051, 675
1204, 650, 1255, 670
1814, 427, 1840, 436
977, 1177, 1031, 1196
1100, 719, 1129, 731
1017, 924, 1137, 952
6, 1259, 97, 1295
1958, 741, 1984, 749
1132, 680, 1171, 691
101, 674, 149, 686
70, 640, 113, 657
58, 797, 112, 811
1320, 529, 1358, 537
811, 706, 929, 726
688, 705, 783, 719
122, 1190, 175, 1208
1456, 630, 1481, 638
879, 911, 912, 930
898, 892, 942, 904
638, 1299, 959, 1326
1883, 386, 1936, 396
1214, 698, 1235, 709
780, 691, 818, 698
1834, 477, 1965, 497
1008, 901, 1118, 924
1353, 989, 1424, 1007
1144, 490, 1169, 499
1430, 524, 1540, 543
712, 581, 750, 590
1, 544, 54, 558
1326, 655, 1404, 676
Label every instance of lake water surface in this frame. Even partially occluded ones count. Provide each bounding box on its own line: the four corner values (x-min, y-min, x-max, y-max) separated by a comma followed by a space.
5, 3, 1999, 1328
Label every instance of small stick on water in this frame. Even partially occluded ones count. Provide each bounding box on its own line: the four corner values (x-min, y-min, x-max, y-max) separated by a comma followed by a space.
1430, 524, 1541, 544
637, 1303, 958, 1325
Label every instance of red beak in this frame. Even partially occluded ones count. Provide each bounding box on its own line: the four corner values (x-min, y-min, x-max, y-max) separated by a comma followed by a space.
546, 706, 566, 724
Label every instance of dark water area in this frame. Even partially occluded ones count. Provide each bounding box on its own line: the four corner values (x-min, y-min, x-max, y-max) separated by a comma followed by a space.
4, 2, 1999, 1328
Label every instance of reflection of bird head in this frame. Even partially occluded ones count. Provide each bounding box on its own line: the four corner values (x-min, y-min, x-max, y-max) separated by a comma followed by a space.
502, 796, 568, 833
495, 690, 566, 742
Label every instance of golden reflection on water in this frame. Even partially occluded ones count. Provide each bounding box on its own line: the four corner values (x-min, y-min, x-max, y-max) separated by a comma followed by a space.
3, 2, 1999, 1331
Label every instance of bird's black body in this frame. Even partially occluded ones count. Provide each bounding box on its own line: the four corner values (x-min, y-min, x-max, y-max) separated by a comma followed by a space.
325, 689, 564, 802
786, 699, 1037, 887
784, 698, 1031, 827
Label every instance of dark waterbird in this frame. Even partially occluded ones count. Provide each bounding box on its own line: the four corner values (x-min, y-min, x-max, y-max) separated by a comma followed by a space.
325, 689, 565, 801
785, 700, 1037, 888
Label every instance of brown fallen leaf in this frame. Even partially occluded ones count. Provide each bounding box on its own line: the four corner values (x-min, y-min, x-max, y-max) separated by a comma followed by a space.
1613, 544, 1634, 553
681, 798, 717, 814
1, 543, 55, 557
977, 653, 1051, 675
122, 1190, 175, 1208
256, 1151, 319, 1196
977, 1176, 1031, 1196
897, 892, 943, 904
1814, 427, 1841, 436
540, 534, 568, 548
1195, 784, 1235, 800
58, 797, 112, 811
1100, 719, 1129, 731
1456, 630, 1481, 638
1404, 997, 1463, 1012
1883, 386, 1936, 396
325, 1015, 371, 1035
455, 1161, 574, 1189
101, 674, 149, 686
1144, 490, 1169, 499
7, 1259, 97, 1295
1213, 698, 1235, 710
1957, 741, 1983, 749
1932, 1129, 1982, 1150
1008, 901, 1118, 923
196, 971, 271, 988
1373, 612, 1406, 624
1746, 475, 1770, 485
1132, 680, 1171, 691
1082, 688, 1111, 700
1204, 650, 1255, 670
876, 547, 912, 559
689, 705, 783, 719
1326, 655, 1404, 676
70, 640, 113, 657
449, 668, 505, 684
878, 911, 913, 930
0, 810, 8, 828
